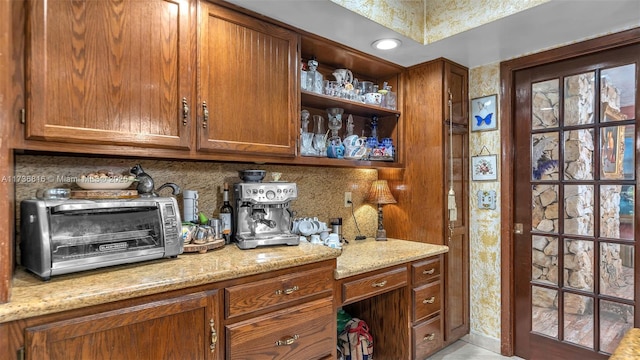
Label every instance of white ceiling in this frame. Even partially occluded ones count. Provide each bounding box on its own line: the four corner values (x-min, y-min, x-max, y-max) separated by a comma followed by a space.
226, 0, 640, 69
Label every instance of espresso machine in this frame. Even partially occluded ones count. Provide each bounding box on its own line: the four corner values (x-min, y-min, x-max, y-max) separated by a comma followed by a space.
233, 181, 299, 249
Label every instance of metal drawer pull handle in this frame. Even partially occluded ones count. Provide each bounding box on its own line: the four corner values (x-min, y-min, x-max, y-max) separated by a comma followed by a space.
202, 101, 209, 128
275, 334, 299, 346
423, 296, 436, 304
210, 319, 217, 352
424, 333, 436, 341
372, 280, 387, 287
423, 268, 435, 275
275, 285, 299, 295
182, 97, 189, 126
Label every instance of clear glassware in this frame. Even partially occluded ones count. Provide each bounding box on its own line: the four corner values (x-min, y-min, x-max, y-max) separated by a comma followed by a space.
313, 133, 327, 157
326, 107, 344, 139
313, 114, 324, 135
300, 109, 310, 133
312, 114, 327, 156
345, 114, 354, 137
306, 59, 324, 95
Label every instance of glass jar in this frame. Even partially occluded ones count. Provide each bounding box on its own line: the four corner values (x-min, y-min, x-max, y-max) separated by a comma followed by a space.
306, 59, 324, 95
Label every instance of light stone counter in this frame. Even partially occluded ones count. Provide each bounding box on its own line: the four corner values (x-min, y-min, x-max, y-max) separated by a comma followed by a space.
1, 238, 447, 324
0, 243, 341, 324
335, 237, 449, 279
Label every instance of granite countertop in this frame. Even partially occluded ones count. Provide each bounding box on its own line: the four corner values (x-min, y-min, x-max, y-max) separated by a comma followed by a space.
0, 238, 448, 324
0, 242, 341, 324
335, 237, 449, 279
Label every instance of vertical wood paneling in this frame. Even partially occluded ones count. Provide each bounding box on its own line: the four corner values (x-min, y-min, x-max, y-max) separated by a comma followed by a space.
27, 0, 192, 149
0, 0, 24, 304
380, 59, 470, 348
197, 2, 297, 156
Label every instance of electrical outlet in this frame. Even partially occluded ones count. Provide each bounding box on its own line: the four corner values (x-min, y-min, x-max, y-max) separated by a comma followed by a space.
344, 192, 352, 207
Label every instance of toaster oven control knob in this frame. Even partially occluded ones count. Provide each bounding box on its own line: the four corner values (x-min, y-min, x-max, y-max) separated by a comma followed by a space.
266, 190, 276, 200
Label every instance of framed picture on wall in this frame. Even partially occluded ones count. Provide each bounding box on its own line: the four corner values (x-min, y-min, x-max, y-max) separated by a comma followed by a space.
471, 94, 498, 132
472, 154, 498, 181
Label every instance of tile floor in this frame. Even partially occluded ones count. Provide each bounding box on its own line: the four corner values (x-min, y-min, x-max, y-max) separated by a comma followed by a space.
425, 340, 524, 359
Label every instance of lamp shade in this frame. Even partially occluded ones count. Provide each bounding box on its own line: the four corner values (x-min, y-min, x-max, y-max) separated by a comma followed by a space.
366, 180, 397, 205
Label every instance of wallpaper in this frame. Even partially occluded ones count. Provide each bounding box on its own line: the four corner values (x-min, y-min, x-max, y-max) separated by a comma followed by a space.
330, 0, 424, 43
330, 0, 549, 44
424, 0, 548, 44
469, 63, 502, 342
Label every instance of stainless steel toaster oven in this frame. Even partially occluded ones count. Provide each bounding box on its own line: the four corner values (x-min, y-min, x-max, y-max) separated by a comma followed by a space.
20, 197, 182, 280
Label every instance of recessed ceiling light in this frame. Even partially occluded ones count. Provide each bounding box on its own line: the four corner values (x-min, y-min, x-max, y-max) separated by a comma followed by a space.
371, 38, 401, 50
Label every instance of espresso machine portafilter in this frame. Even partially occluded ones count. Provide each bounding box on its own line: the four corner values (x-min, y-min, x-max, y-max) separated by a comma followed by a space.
233, 182, 299, 249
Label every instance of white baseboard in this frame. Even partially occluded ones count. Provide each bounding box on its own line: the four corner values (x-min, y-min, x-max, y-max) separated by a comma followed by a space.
461, 331, 502, 354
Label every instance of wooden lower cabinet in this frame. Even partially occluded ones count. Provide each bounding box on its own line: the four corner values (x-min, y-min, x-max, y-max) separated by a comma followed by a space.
8, 260, 337, 359
339, 256, 443, 360
24, 290, 220, 360
226, 298, 334, 360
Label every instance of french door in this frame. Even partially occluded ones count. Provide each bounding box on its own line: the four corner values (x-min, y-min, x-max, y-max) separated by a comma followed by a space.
513, 44, 640, 359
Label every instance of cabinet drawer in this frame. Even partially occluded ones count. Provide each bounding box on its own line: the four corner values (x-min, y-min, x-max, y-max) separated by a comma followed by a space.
413, 280, 442, 322
342, 266, 407, 305
413, 316, 443, 359
226, 297, 334, 360
412, 257, 441, 285
226, 267, 333, 319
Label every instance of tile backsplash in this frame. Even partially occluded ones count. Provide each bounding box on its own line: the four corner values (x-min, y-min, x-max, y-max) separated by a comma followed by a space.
14, 155, 378, 260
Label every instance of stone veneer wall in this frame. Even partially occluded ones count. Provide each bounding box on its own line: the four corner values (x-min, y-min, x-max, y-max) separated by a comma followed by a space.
13, 154, 378, 262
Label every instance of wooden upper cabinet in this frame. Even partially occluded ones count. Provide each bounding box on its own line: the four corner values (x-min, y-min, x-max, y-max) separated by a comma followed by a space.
197, 2, 298, 157
25, 0, 194, 149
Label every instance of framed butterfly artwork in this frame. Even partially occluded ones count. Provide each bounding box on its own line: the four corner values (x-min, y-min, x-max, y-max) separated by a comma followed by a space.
470, 94, 498, 132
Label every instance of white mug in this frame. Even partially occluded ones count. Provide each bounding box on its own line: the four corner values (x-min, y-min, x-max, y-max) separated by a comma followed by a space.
310, 234, 322, 244
324, 233, 341, 249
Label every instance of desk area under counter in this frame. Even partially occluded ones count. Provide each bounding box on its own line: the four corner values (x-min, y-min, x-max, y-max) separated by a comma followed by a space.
335, 238, 449, 360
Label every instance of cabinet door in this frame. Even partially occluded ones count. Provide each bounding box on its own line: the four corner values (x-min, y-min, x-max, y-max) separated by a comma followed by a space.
198, 2, 298, 157
26, 0, 193, 149
443, 62, 470, 344
24, 291, 220, 360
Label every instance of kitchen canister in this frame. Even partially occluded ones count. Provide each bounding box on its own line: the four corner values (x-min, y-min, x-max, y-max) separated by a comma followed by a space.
182, 190, 199, 223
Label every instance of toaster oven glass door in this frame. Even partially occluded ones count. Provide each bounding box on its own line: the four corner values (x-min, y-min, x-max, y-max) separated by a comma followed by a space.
49, 206, 164, 263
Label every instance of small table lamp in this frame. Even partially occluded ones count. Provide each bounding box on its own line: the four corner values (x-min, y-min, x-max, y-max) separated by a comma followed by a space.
366, 180, 397, 241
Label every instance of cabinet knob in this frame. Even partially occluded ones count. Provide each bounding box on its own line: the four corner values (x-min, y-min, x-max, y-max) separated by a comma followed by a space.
275, 334, 299, 346
422, 268, 435, 275
423, 296, 436, 304
423, 333, 436, 341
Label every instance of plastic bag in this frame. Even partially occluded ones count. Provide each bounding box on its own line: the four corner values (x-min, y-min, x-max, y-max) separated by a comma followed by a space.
338, 318, 373, 360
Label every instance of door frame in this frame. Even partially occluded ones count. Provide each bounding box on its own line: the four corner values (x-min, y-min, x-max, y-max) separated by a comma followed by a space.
499, 27, 640, 356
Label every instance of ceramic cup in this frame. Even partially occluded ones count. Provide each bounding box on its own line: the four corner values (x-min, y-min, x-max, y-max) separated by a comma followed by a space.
326, 140, 345, 159
324, 233, 341, 249
364, 92, 382, 105
343, 135, 366, 148
298, 220, 315, 236
310, 234, 322, 244
344, 146, 367, 159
